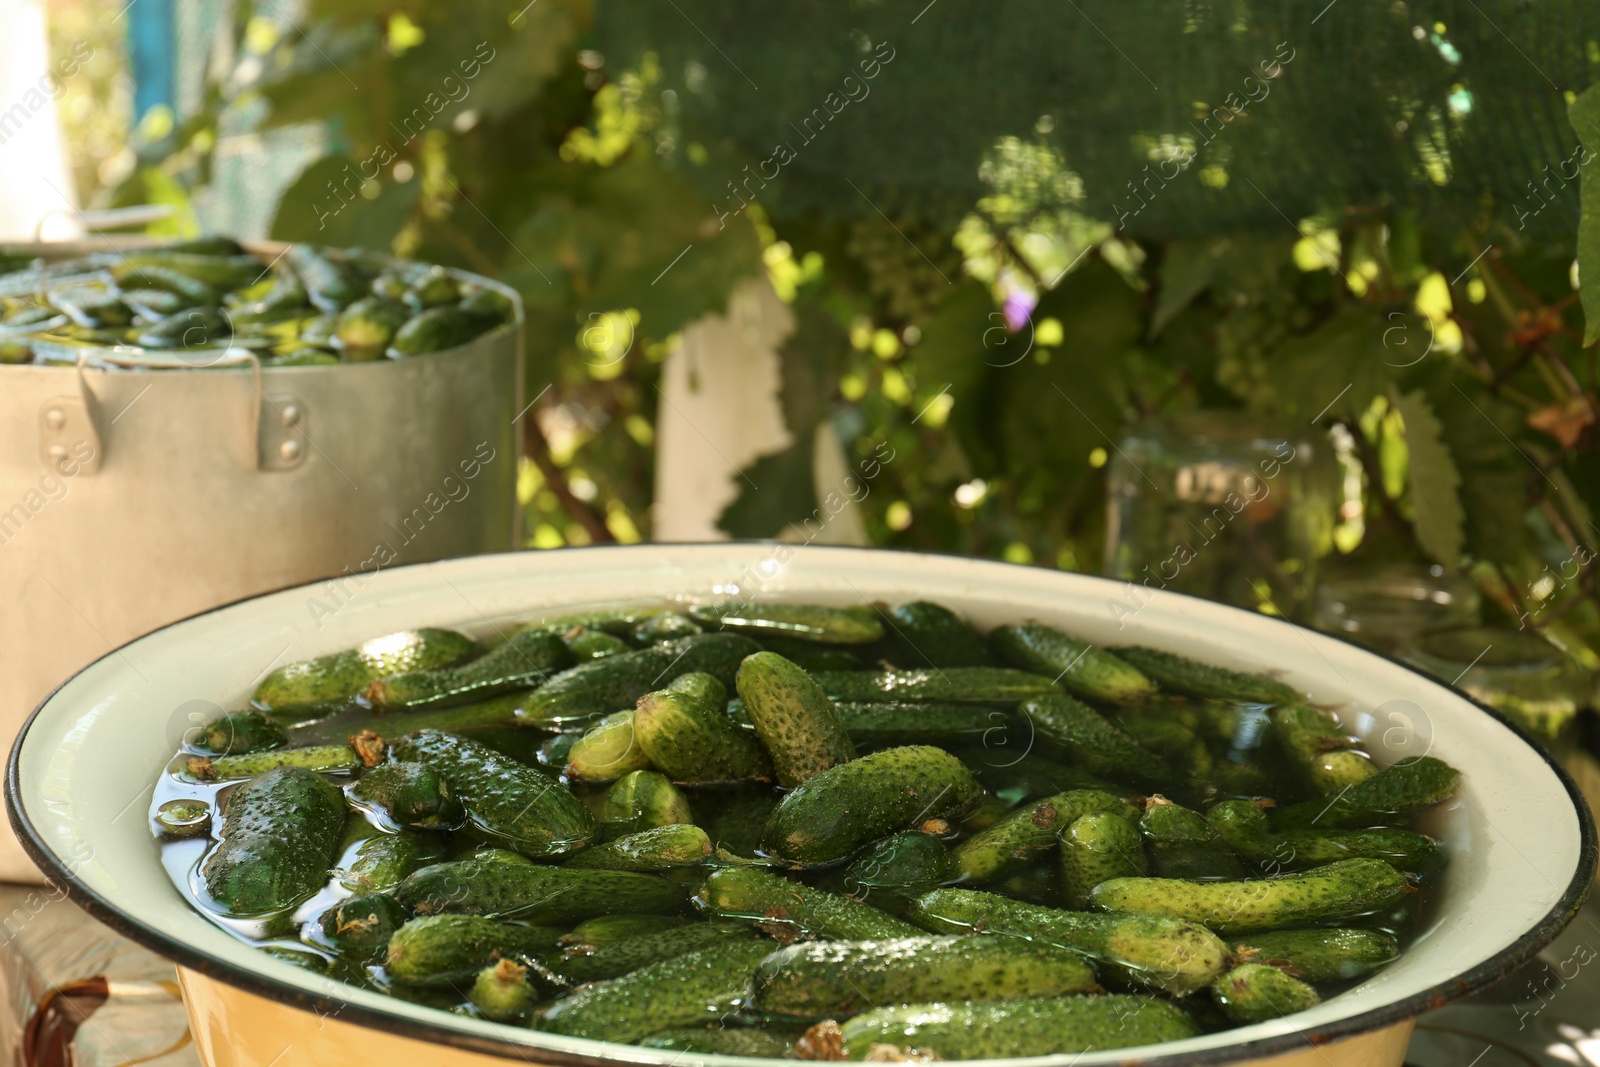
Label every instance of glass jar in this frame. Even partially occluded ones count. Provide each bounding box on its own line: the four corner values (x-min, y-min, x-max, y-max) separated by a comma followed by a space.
1104, 412, 1340, 619
1400, 625, 1588, 746
1311, 563, 1483, 652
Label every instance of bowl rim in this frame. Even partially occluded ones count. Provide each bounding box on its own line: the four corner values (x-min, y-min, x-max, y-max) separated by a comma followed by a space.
7, 542, 1596, 1067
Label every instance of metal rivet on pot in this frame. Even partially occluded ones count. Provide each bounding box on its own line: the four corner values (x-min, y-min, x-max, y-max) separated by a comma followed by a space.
279, 440, 302, 462
45, 408, 65, 429
280, 404, 302, 426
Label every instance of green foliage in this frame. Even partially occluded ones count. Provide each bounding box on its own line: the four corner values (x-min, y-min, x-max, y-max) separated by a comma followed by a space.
1571, 85, 1600, 346
1393, 391, 1466, 566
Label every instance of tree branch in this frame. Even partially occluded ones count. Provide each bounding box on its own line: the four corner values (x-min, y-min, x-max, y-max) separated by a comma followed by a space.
522, 409, 616, 544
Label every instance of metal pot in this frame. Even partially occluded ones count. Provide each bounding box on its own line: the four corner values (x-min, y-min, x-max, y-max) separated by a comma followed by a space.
0, 242, 521, 879
7, 545, 1594, 1067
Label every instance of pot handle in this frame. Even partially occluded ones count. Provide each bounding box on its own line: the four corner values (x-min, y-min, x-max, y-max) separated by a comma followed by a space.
36, 348, 309, 475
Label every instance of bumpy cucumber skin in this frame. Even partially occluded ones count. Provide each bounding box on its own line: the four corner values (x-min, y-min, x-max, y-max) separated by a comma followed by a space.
699, 785, 779, 858
1020, 693, 1171, 786
754, 637, 865, 672
563, 824, 713, 870
1229, 928, 1401, 982
724, 699, 1008, 747
631, 613, 704, 645
689, 601, 883, 645
396, 858, 688, 922
563, 914, 684, 947
317, 893, 407, 958
1089, 858, 1411, 933
469, 960, 535, 1022
638, 1028, 796, 1057
517, 634, 760, 723
1269, 704, 1375, 793
368, 630, 572, 709
347, 762, 462, 830
1140, 801, 1249, 880
736, 652, 856, 787
196, 712, 284, 756
196, 744, 359, 780
884, 601, 996, 668
905, 887, 1230, 995
566, 630, 629, 661
385, 915, 562, 986
954, 789, 1138, 883
843, 832, 956, 902
753, 936, 1097, 1020
665, 670, 728, 711
336, 296, 409, 350
761, 746, 982, 865
836, 995, 1200, 1060
565, 711, 651, 783
1211, 962, 1322, 1024
811, 667, 1057, 704
290, 691, 523, 746
538, 940, 776, 1043
1060, 812, 1148, 909
597, 770, 695, 838
202, 767, 345, 915
548, 920, 758, 984
1208, 799, 1446, 874
695, 868, 920, 941
252, 629, 478, 714
634, 689, 773, 782
340, 830, 447, 892
1274, 756, 1462, 829
1115, 646, 1300, 704
391, 730, 594, 856
990, 623, 1157, 702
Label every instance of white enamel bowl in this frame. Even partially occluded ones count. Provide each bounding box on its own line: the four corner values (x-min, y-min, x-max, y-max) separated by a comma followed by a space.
8, 545, 1594, 1067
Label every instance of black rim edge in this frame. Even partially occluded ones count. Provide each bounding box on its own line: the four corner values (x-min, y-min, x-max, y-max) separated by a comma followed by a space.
7, 542, 1596, 1067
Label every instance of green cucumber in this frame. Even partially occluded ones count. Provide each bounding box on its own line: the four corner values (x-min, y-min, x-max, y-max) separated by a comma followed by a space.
1229, 928, 1401, 982
1020, 693, 1171, 785
953, 789, 1138, 883
1269, 704, 1376, 793
317, 893, 408, 958
339, 830, 448, 892
366, 630, 572, 709
202, 767, 345, 915
638, 1028, 796, 1057
516, 634, 760, 724
811, 667, 1058, 704
597, 770, 695, 838
110, 264, 218, 305
396, 858, 688, 923
390, 730, 595, 856
833, 995, 1200, 1060
385, 915, 562, 986
695, 868, 920, 941
666, 670, 728, 711
1211, 962, 1321, 1024
538, 940, 775, 1043
1272, 756, 1462, 829
405, 266, 460, 309
285, 245, 363, 312
347, 762, 462, 830
753, 637, 865, 672
565, 711, 651, 783
883, 600, 996, 668
252, 629, 478, 716
634, 689, 773, 783
566, 630, 629, 660
699, 785, 779, 858
469, 959, 536, 1022
154, 798, 211, 839
990, 623, 1157, 702
193, 712, 285, 756
735, 652, 856, 787
1060, 812, 1148, 909
725, 699, 1009, 748
1140, 799, 1249, 880
1089, 858, 1411, 933
631, 613, 704, 645
189, 743, 360, 780
389, 306, 500, 356
1208, 799, 1447, 874
761, 746, 981, 866
754, 935, 1095, 1021
121, 251, 261, 289
905, 887, 1230, 995
564, 825, 713, 870
335, 296, 410, 352
548, 920, 758, 984
562, 914, 684, 947
1113, 646, 1300, 705
843, 832, 956, 903
689, 601, 883, 645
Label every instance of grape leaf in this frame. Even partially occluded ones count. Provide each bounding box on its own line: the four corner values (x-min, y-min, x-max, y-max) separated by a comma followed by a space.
779, 295, 849, 437
1150, 238, 1222, 338
1394, 389, 1465, 565
1426, 375, 1532, 564
716, 441, 816, 538
269, 155, 419, 248
1569, 84, 1600, 346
